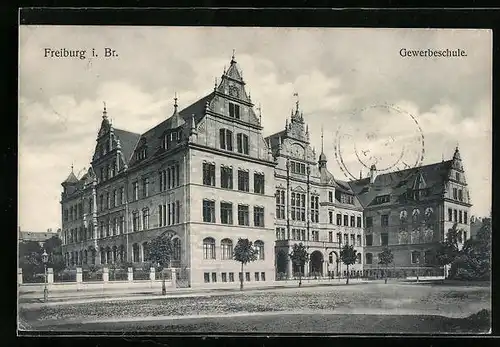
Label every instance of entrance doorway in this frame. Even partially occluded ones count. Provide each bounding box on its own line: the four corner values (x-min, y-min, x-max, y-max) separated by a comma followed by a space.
309, 251, 324, 277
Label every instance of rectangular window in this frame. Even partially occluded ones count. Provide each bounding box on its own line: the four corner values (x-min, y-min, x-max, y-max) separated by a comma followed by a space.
106, 193, 110, 209
202, 163, 216, 186
448, 208, 453, 222
254, 206, 265, 227
219, 129, 233, 151
229, 102, 240, 119
343, 215, 349, 226
112, 190, 117, 208
119, 216, 124, 235
211, 273, 217, 283
236, 133, 249, 154
261, 272, 266, 281
276, 189, 285, 219
329, 211, 333, 224
120, 187, 125, 205
229, 272, 234, 282
336, 232, 342, 244
329, 191, 333, 202
350, 216, 355, 227
366, 234, 373, 246
311, 196, 319, 223
458, 189, 463, 201
464, 212, 468, 224
204, 273, 210, 283
142, 209, 149, 230
357, 216, 362, 228
142, 178, 149, 198
176, 200, 180, 224
238, 170, 250, 192
453, 188, 458, 200
459, 211, 463, 224
366, 253, 373, 264
351, 234, 355, 245
221, 273, 227, 282
254, 173, 265, 194
366, 217, 373, 228
255, 272, 260, 281
220, 202, 233, 225
344, 233, 348, 245
220, 166, 233, 189
238, 205, 249, 226
202, 200, 216, 223
454, 209, 458, 223
356, 235, 361, 246
132, 212, 139, 232
175, 163, 180, 187
99, 195, 104, 212
381, 233, 388, 246
336, 213, 342, 226
329, 231, 333, 242
133, 182, 139, 201
312, 230, 319, 242
381, 215, 389, 227
245, 272, 250, 282
411, 251, 421, 264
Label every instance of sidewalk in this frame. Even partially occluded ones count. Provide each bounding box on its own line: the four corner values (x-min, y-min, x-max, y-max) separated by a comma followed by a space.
19, 279, 370, 308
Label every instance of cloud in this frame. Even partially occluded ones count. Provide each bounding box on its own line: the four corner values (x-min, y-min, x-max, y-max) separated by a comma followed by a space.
18, 26, 492, 230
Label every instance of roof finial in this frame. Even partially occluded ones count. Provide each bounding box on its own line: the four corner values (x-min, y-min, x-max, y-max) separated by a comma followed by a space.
257, 103, 262, 123
321, 125, 324, 153
214, 77, 217, 91
360, 169, 362, 179
442, 152, 444, 162
293, 92, 299, 112
102, 101, 107, 119
223, 65, 226, 74
231, 49, 235, 62
173, 92, 178, 113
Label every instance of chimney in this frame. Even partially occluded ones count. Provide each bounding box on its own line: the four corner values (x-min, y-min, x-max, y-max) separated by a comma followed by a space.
369, 164, 377, 184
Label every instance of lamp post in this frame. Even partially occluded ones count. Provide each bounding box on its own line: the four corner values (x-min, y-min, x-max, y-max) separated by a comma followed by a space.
42, 249, 48, 302
416, 257, 420, 283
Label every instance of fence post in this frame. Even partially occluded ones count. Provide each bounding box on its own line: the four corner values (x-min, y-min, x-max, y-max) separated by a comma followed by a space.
103, 267, 109, 282
18, 268, 23, 284
76, 267, 83, 283
171, 268, 177, 288
47, 268, 54, 284
150, 267, 155, 281
128, 267, 133, 282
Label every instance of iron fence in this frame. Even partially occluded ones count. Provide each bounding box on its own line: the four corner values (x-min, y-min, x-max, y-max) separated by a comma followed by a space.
54, 271, 77, 282
133, 269, 150, 281
82, 270, 103, 282
155, 269, 172, 281
175, 268, 190, 288
22, 272, 46, 284
108, 269, 129, 281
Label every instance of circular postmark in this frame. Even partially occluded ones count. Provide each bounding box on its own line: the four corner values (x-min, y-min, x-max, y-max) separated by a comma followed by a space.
334, 104, 425, 185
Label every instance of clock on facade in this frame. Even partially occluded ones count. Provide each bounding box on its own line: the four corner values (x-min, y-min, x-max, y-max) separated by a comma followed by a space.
291, 143, 305, 158
229, 86, 239, 98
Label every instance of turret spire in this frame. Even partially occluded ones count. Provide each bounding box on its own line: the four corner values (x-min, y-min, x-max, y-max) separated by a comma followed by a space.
318, 126, 327, 168
294, 92, 299, 112
214, 77, 217, 91
231, 49, 236, 64
321, 126, 324, 153
102, 101, 107, 120
173, 93, 178, 114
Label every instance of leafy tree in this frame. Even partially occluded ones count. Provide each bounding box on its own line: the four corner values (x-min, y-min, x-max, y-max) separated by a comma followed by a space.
436, 223, 462, 278
148, 233, 173, 295
455, 218, 491, 281
288, 243, 309, 287
18, 241, 43, 279
233, 238, 258, 291
340, 244, 357, 284
44, 236, 65, 273
378, 247, 394, 284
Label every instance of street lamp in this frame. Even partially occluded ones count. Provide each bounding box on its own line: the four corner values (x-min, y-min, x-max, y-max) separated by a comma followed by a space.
42, 249, 49, 302
416, 256, 420, 283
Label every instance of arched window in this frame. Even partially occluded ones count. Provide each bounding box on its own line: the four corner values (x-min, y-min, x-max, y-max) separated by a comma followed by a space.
412, 209, 420, 223
106, 247, 112, 264
221, 238, 233, 260
133, 243, 140, 263
83, 250, 88, 265
400, 210, 408, 223
254, 240, 264, 260
90, 248, 96, 265
100, 249, 106, 264
112, 246, 118, 263
203, 237, 216, 260
119, 245, 125, 263
173, 238, 181, 261
142, 242, 149, 262
356, 253, 362, 264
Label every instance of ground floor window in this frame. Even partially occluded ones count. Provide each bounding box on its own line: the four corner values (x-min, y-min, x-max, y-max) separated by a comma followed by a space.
261, 272, 266, 281
255, 272, 260, 281
221, 272, 227, 282
229, 272, 234, 282
204, 272, 210, 283
211, 272, 217, 282
245, 272, 250, 281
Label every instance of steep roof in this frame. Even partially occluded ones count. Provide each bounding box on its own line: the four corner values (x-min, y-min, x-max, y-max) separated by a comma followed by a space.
114, 128, 141, 164
348, 160, 452, 208
19, 231, 58, 242
63, 171, 78, 184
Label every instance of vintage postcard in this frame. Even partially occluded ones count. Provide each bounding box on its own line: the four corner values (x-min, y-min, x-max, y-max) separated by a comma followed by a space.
18, 25, 492, 335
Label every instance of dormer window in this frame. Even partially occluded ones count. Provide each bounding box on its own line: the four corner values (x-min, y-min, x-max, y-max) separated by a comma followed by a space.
375, 195, 390, 204
163, 130, 182, 150
229, 102, 240, 119
136, 147, 147, 160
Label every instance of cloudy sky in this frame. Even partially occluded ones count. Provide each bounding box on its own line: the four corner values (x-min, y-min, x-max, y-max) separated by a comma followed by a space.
19, 26, 492, 232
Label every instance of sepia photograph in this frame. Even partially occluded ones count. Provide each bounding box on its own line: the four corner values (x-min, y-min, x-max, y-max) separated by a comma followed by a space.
18, 25, 492, 334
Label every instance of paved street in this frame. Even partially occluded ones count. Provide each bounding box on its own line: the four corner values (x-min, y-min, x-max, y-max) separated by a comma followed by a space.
18, 281, 490, 334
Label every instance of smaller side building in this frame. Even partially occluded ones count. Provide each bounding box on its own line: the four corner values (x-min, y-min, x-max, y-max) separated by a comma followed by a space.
18, 228, 61, 247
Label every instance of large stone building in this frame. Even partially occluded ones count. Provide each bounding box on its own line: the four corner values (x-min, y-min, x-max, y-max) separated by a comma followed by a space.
61, 55, 275, 287
60, 54, 472, 286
